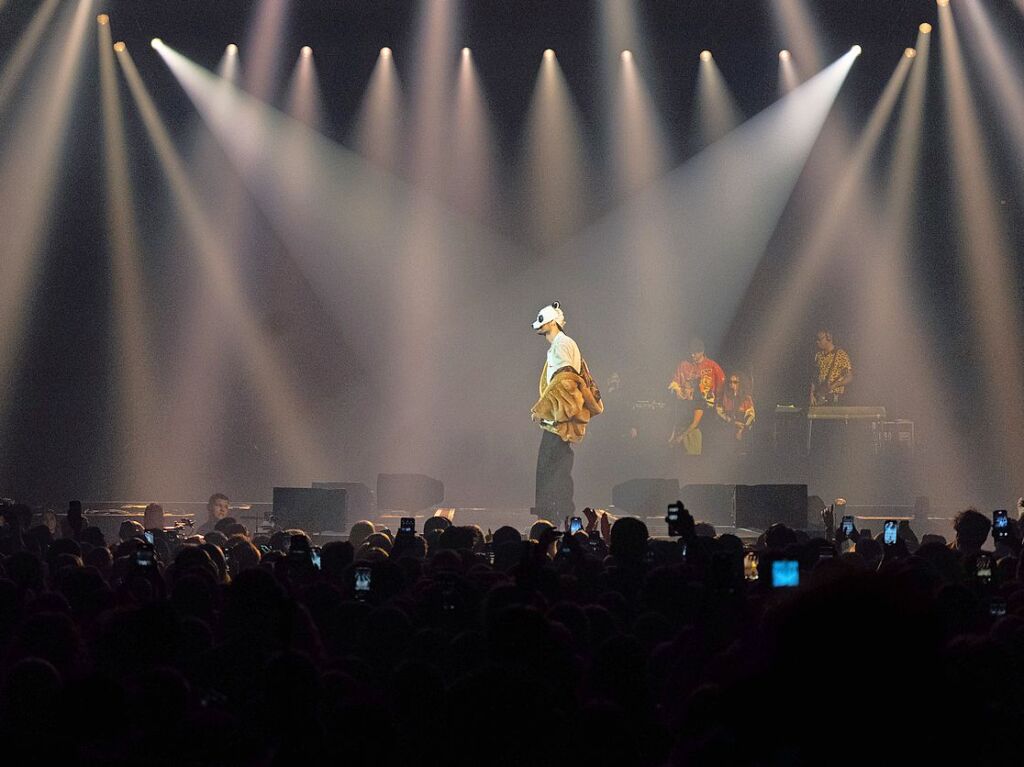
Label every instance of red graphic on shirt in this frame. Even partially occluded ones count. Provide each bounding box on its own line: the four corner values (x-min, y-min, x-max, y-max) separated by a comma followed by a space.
672, 358, 725, 402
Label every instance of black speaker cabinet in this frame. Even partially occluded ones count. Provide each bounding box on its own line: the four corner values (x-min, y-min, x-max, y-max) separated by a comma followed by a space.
312, 482, 374, 520
611, 478, 681, 516
735, 484, 807, 530
680, 484, 737, 527
376, 474, 445, 511
272, 487, 348, 533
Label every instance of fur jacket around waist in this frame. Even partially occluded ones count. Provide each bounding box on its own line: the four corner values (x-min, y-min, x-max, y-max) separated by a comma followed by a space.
530, 362, 604, 444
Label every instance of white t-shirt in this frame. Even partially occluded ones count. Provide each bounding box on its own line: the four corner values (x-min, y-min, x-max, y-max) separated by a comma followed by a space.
547, 331, 582, 383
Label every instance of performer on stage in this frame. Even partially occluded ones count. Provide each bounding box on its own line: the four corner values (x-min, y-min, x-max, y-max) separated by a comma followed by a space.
810, 329, 853, 405
717, 371, 756, 446
669, 338, 725, 406
529, 302, 603, 520
669, 377, 709, 455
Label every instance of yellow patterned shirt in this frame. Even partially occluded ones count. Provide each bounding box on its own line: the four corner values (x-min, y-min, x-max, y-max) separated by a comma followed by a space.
814, 348, 853, 396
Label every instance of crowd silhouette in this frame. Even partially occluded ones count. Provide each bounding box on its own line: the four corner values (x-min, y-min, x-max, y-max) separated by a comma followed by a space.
0, 498, 1021, 765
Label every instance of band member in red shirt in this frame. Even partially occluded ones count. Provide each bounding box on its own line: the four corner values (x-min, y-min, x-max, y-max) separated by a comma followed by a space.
669, 338, 725, 406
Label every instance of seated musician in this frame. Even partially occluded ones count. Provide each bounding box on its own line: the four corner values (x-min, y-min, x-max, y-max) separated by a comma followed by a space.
810, 329, 853, 406
717, 372, 756, 445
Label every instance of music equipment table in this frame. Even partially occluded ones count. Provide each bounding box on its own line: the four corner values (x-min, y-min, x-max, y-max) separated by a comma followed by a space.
805, 406, 887, 452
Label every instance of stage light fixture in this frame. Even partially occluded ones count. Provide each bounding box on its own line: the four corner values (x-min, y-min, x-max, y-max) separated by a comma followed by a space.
381, 46, 392, 58
544, 48, 555, 60
151, 38, 162, 49
113, 41, 126, 53
462, 46, 470, 57
920, 22, 933, 34
97, 14, 108, 25
905, 48, 917, 58
937, 0, 949, 6
700, 50, 712, 62
621, 50, 632, 61
852, 45, 863, 56
226, 43, 238, 54
779, 50, 792, 61
301, 45, 312, 57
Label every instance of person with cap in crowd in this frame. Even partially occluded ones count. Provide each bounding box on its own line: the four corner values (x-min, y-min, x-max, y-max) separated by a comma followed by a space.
529, 301, 603, 521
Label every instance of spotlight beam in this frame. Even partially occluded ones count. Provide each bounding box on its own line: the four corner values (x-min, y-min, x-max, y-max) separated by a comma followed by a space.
152, 44, 538, 479
855, 25, 971, 495
450, 46, 497, 220
769, 0, 826, 76
523, 49, 588, 249
115, 46, 329, 480
531, 50, 860, 363
97, 19, 160, 488
697, 52, 743, 144
938, 3, 1024, 472
242, 0, 290, 100
352, 46, 405, 173
748, 50, 912, 382
0, 0, 61, 113
0, 0, 95, 424
285, 47, 324, 129
958, 0, 1024, 181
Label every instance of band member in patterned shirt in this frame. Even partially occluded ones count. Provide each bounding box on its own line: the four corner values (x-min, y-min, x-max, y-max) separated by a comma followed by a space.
810, 329, 853, 406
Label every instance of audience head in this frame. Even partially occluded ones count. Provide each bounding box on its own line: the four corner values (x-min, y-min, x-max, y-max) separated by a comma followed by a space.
143, 503, 164, 531
119, 520, 145, 542
206, 493, 231, 523
348, 520, 375, 548
953, 509, 991, 554
609, 517, 649, 564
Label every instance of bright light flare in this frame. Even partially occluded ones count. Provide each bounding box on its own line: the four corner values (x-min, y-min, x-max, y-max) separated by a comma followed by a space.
920, 22, 933, 34
700, 50, 712, 62
779, 49, 792, 61
905, 47, 917, 58
113, 41, 126, 53
96, 13, 108, 25
227, 43, 238, 54
381, 46, 392, 58
937, 0, 949, 6
151, 38, 162, 49
301, 45, 312, 57
621, 50, 633, 61
851, 44, 863, 56
544, 48, 555, 60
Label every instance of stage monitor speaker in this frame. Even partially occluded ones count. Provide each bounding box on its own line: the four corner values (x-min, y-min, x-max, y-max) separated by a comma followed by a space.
681, 484, 737, 527
312, 482, 374, 520
735, 484, 807, 530
272, 487, 347, 533
377, 473, 444, 512
612, 478, 681, 516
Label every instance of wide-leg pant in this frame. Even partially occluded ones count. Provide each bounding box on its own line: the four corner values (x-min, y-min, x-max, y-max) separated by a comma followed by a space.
535, 429, 575, 521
